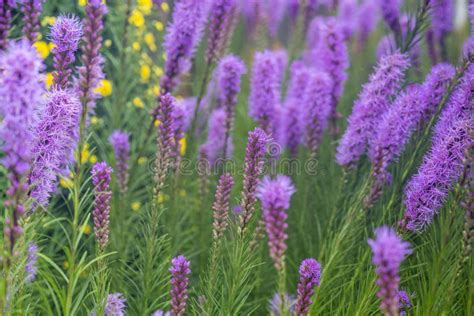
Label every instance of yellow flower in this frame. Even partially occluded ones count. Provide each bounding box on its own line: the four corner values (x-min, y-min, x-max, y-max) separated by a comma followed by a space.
104, 39, 112, 47
131, 201, 141, 212
141, 52, 152, 64
81, 144, 90, 163
133, 97, 144, 108
152, 85, 160, 96
63, 260, 70, 270
129, 9, 145, 28
33, 41, 50, 59
153, 66, 163, 77
95, 79, 112, 97
138, 157, 147, 165
60, 177, 74, 189
155, 21, 164, 32
41, 16, 56, 27
179, 137, 187, 156
45, 72, 54, 89
81, 224, 92, 235
132, 41, 141, 51
91, 116, 99, 125
157, 193, 165, 204
162, 52, 167, 60
138, 0, 153, 15
140, 64, 151, 82
89, 155, 98, 164
144, 32, 156, 51
154, 119, 161, 127
78, 0, 87, 6
161, 2, 169, 12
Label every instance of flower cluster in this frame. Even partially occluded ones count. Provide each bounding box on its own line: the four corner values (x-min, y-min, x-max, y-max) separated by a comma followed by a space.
170, 255, 191, 316
91, 161, 113, 251
294, 258, 322, 315
109, 130, 130, 195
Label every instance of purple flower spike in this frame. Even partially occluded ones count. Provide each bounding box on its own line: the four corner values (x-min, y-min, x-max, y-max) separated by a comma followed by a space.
369, 226, 411, 316
336, 51, 410, 168
239, 128, 269, 235
257, 175, 295, 271
269, 292, 296, 316
430, 0, 453, 59
201, 108, 232, 165
380, 0, 402, 36
20, 0, 44, 43
152, 311, 171, 316
0, 0, 15, 49
29, 88, 81, 207
356, 0, 379, 50
161, 0, 206, 93
294, 258, 322, 316
304, 71, 333, 156
105, 293, 126, 316
397, 290, 412, 316
77, 0, 107, 114
212, 173, 234, 241
338, 0, 358, 41
170, 255, 191, 316
50, 15, 83, 89
91, 161, 113, 251
109, 130, 130, 195
401, 65, 474, 232
249, 50, 282, 135
25, 242, 39, 283
206, 0, 237, 64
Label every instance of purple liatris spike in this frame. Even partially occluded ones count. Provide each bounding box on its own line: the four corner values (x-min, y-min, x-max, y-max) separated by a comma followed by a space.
29, 88, 81, 207
105, 293, 126, 316
368, 226, 412, 316
0, 0, 15, 49
91, 161, 112, 251
356, 0, 379, 49
161, 0, 206, 93
200, 108, 232, 165
20, 0, 44, 43
430, 0, 453, 49
401, 65, 474, 232
257, 175, 295, 271
170, 255, 191, 316
304, 71, 333, 156
109, 130, 130, 195
338, 0, 358, 41
50, 15, 83, 89
25, 242, 38, 283
77, 0, 107, 114
249, 50, 282, 135
397, 290, 412, 316
212, 173, 234, 241
152, 311, 171, 316
294, 258, 322, 316
380, 0, 402, 36
269, 292, 296, 316
206, 0, 236, 64
239, 128, 269, 234
336, 51, 410, 168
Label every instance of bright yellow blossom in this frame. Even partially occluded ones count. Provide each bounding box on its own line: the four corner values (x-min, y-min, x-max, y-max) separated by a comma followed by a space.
161, 2, 169, 12
144, 32, 156, 51
45, 72, 54, 89
89, 155, 98, 164
81, 224, 92, 235
153, 66, 163, 77
131, 201, 141, 212
140, 64, 151, 82
129, 9, 145, 28
152, 85, 160, 96
179, 137, 187, 156
132, 42, 141, 51
78, 0, 87, 6
155, 21, 164, 32
81, 144, 90, 163
33, 41, 50, 59
138, 157, 147, 165
133, 97, 144, 108
138, 0, 153, 15
91, 116, 99, 125
41, 16, 56, 27
60, 175, 74, 189
104, 39, 112, 47
95, 79, 112, 97
154, 119, 161, 127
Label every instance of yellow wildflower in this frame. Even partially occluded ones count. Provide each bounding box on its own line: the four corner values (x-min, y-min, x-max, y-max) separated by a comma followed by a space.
60, 177, 74, 189
132, 42, 141, 51
153, 85, 160, 96
95, 79, 112, 97
144, 32, 156, 51
129, 9, 145, 28
155, 21, 164, 32
104, 39, 112, 47
33, 41, 50, 59
45, 72, 54, 89
179, 137, 187, 156
131, 201, 141, 212
81, 224, 92, 235
63, 260, 69, 270
81, 144, 90, 163
161, 2, 169, 12
41, 16, 56, 27
78, 0, 87, 6
140, 64, 151, 82
153, 66, 163, 77
157, 193, 165, 204
89, 155, 98, 164
162, 52, 167, 60
133, 97, 144, 108
138, 0, 153, 15
91, 116, 99, 125
154, 119, 161, 127
138, 157, 147, 165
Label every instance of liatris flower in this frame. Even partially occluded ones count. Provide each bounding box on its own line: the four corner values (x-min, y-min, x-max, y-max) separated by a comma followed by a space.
338, 0, 358, 41
170, 255, 191, 316
206, 0, 236, 64
336, 51, 410, 168
105, 293, 126, 316
29, 88, 81, 207
401, 66, 473, 232
311, 17, 349, 134
109, 131, 130, 195
294, 258, 322, 316
212, 173, 234, 241
266, 0, 287, 39
430, 0, 453, 59
460, 138, 473, 265
152, 311, 171, 316
397, 290, 412, 316
380, 0, 402, 37
304, 71, 333, 157
91, 161, 112, 251
50, 15, 83, 89
25, 242, 38, 283
368, 226, 412, 316
0, 0, 15, 49
239, 128, 269, 235
200, 108, 232, 165
356, 0, 379, 50
216, 55, 246, 157
77, 0, 107, 114
249, 50, 282, 135
257, 175, 295, 271
20, 0, 44, 43
269, 292, 296, 316
160, 0, 206, 93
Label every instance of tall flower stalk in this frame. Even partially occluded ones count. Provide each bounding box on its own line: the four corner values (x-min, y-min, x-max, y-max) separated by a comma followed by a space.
293, 258, 322, 316
0, 0, 14, 49
20, 0, 44, 43
109, 131, 130, 195
170, 255, 191, 316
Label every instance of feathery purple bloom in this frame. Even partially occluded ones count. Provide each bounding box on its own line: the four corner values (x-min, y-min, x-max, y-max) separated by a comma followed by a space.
212, 173, 234, 241
338, 0, 358, 41
0, 0, 15, 49
336, 52, 410, 168
105, 293, 126, 316
161, 0, 206, 93
294, 258, 322, 316
369, 226, 411, 316
402, 65, 474, 232
77, 0, 107, 114
201, 108, 232, 165
249, 50, 282, 135
380, 0, 402, 36
25, 242, 38, 283
356, 0, 379, 49
398, 290, 412, 316
109, 131, 130, 195
268, 292, 295, 316
206, 0, 236, 63
170, 255, 191, 316
257, 175, 295, 271
152, 311, 171, 316
50, 15, 83, 89
29, 88, 81, 206
92, 161, 112, 251
430, 0, 453, 40
239, 128, 269, 234
20, 0, 44, 43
